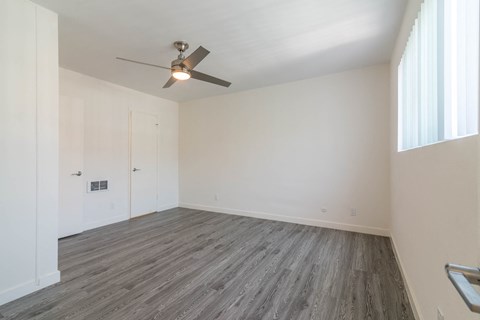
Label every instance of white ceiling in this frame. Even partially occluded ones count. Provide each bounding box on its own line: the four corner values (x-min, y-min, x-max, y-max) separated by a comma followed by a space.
32, 0, 406, 102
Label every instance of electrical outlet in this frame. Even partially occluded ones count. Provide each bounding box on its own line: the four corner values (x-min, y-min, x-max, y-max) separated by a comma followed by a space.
437, 308, 444, 320
321, 208, 327, 213
350, 208, 357, 216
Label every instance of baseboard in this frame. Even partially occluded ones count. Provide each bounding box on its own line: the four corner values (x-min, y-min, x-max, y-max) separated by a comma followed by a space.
83, 214, 128, 231
0, 270, 60, 306
179, 203, 390, 237
157, 203, 179, 212
83, 204, 178, 231
390, 234, 423, 320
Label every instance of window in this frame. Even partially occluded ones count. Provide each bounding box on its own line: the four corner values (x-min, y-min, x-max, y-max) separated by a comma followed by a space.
398, 0, 479, 151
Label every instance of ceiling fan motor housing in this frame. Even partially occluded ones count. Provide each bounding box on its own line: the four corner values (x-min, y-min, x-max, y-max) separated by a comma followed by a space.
171, 58, 186, 69
171, 64, 189, 73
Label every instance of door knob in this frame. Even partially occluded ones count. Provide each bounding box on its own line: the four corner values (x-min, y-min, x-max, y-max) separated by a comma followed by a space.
133, 168, 141, 172
446, 263, 480, 313
71, 171, 82, 176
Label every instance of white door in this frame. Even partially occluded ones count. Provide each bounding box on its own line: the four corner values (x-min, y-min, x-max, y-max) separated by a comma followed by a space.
130, 111, 158, 218
59, 96, 84, 238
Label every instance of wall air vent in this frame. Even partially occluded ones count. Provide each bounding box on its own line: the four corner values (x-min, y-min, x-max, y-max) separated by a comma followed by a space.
87, 180, 108, 192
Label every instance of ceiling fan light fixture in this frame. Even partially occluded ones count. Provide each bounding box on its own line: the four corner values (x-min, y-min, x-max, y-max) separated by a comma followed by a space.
171, 66, 191, 80
117, 41, 231, 88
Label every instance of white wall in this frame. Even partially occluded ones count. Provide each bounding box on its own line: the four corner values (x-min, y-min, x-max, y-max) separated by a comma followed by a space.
60, 68, 179, 230
0, 0, 60, 305
180, 65, 391, 236
390, 1, 480, 319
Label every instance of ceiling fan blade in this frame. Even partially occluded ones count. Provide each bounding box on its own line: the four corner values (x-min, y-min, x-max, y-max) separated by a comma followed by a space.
163, 76, 177, 88
190, 70, 231, 87
116, 57, 171, 70
182, 46, 210, 70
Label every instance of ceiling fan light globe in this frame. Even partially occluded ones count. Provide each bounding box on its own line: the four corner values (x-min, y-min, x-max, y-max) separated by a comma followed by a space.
172, 70, 191, 80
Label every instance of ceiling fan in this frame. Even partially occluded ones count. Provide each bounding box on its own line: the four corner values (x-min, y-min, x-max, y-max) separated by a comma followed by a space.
116, 41, 231, 88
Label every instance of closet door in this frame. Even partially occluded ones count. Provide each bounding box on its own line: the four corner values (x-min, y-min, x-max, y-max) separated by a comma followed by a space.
0, 0, 37, 293
59, 96, 85, 238
130, 111, 158, 218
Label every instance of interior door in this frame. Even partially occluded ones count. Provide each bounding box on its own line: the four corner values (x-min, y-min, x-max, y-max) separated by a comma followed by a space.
130, 111, 158, 218
59, 96, 84, 238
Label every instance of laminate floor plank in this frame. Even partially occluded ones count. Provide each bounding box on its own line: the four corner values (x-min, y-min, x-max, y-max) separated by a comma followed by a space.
0, 208, 415, 320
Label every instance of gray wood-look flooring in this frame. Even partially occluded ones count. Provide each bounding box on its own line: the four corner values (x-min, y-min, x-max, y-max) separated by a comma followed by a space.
0, 208, 415, 320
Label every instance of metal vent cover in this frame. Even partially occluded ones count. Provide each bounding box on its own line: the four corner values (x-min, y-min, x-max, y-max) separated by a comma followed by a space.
87, 180, 108, 192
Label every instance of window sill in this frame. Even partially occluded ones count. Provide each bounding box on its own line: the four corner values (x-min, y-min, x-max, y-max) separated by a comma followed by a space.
397, 132, 479, 153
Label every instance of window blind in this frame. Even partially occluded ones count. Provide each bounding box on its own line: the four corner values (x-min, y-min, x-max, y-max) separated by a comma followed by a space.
398, 0, 479, 151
